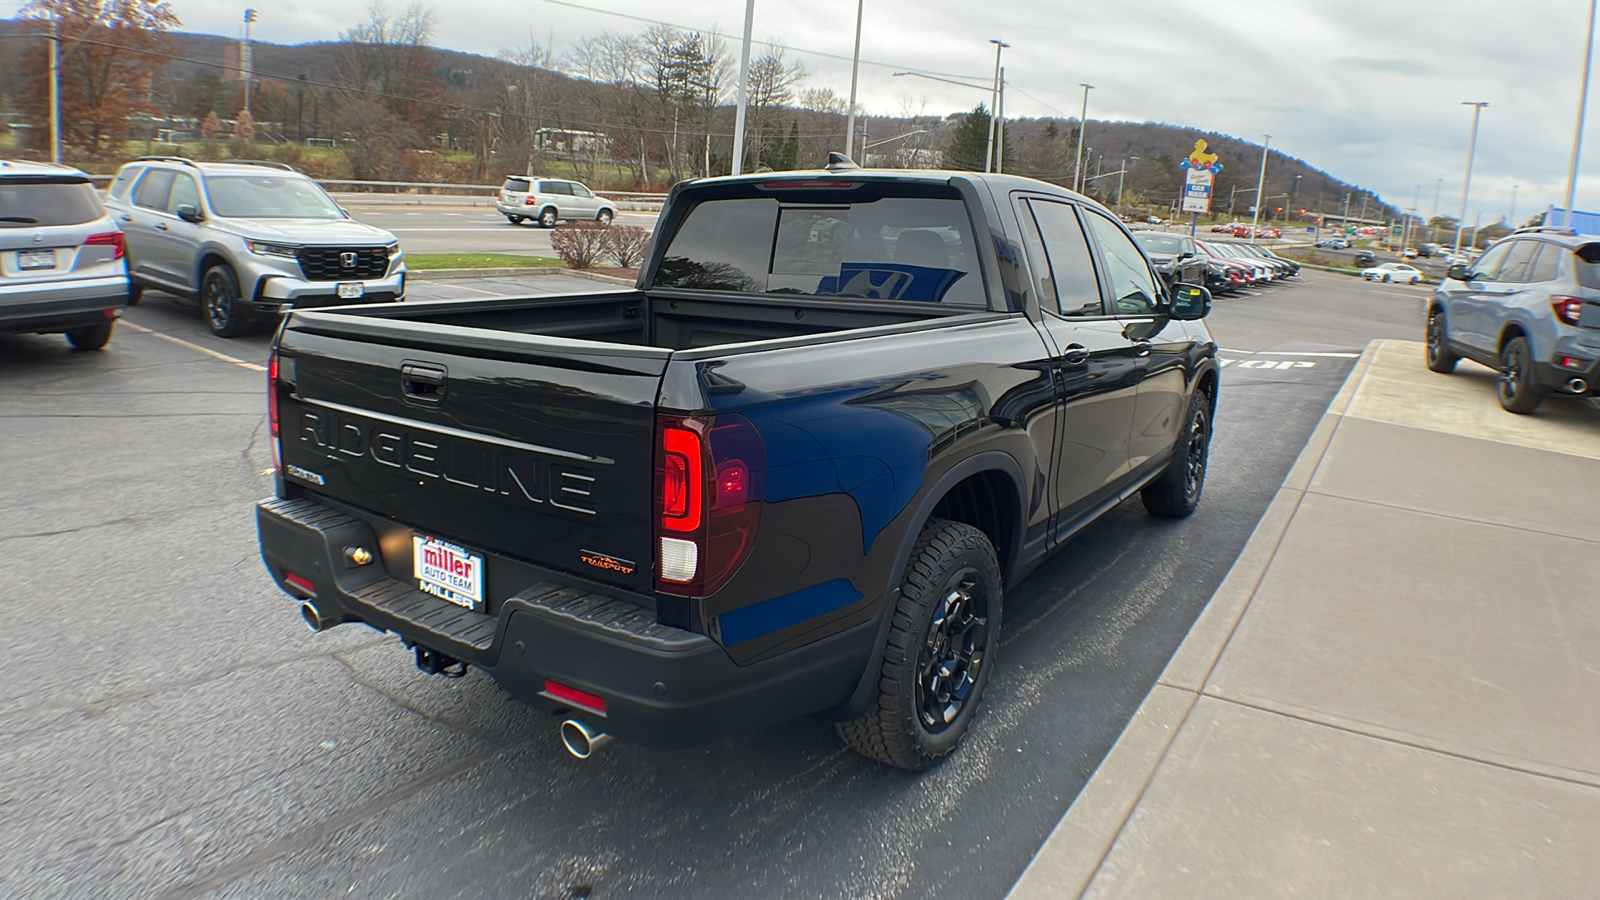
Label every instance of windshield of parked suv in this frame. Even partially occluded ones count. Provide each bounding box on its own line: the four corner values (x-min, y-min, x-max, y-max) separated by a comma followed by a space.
204, 176, 343, 218
0, 178, 103, 227
1133, 234, 1182, 254
652, 193, 985, 306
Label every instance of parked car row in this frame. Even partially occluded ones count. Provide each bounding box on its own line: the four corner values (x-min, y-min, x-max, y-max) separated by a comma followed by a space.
1211, 222, 1282, 239
1196, 239, 1300, 293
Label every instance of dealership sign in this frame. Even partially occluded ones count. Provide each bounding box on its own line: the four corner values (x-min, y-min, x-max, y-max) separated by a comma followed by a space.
1180, 139, 1222, 214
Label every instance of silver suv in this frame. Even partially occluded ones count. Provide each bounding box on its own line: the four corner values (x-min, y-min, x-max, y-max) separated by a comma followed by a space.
0, 160, 130, 350
103, 158, 405, 337
495, 176, 617, 227
1427, 226, 1600, 413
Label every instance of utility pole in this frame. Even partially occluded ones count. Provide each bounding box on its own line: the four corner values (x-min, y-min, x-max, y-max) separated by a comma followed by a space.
984, 40, 1007, 174
48, 17, 60, 164
1249, 134, 1270, 242
1509, 183, 1519, 226
844, 0, 864, 158
1455, 101, 1490, 254
995, 67, 1006, 174
731, 0, 755, 175
1073, 83, 1093, 192
1562, 0, 1598, 227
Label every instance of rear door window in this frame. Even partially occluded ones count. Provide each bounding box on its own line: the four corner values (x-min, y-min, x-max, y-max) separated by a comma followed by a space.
0, 178, 104, 227
541, 181, 573, 195
653, 192, 985, 306
107, 167, 140, 200
133, 169, 176, 211
1528, 244, 1561, 283
1022, 198, 1103, 317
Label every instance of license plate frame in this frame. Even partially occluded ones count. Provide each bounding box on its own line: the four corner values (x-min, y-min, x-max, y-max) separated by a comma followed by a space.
337, 282, 365, 300
18, 249, 55, 270
413, 535, 484, 612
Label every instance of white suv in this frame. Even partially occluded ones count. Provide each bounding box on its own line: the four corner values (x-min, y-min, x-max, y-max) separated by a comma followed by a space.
495, 176, 617, 228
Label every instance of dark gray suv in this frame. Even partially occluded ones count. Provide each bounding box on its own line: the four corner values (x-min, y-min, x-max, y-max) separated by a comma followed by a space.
1427, 226, 1600, 413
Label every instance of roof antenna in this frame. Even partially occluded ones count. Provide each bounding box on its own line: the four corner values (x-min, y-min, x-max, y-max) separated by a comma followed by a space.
825, 152, 860, 171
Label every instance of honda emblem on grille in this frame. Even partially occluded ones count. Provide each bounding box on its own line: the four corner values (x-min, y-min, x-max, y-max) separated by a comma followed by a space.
340, 251, 359, 268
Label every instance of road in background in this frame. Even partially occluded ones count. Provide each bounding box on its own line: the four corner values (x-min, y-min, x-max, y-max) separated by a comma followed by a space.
1, 271, 1428, 899
334, 196, 659, 256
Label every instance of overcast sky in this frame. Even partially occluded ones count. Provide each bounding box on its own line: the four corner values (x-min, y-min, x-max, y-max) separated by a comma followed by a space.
13, 0, 1595, 224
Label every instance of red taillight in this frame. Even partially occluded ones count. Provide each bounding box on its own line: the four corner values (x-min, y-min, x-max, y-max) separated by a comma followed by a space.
1553, 295, 1585, 326
760, 180, 859, 189
655, 414, 764, 597
524, 195, 537, 205
85, 230, 124, 260
268, 352, 281, 474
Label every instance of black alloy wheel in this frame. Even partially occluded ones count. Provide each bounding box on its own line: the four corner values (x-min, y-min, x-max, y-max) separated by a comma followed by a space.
1425, 308, 1459, 373
1142, 388, 1212, 517
915, 567, 990, 733
202, 264, 251, 338
1498, 336, 1542, 414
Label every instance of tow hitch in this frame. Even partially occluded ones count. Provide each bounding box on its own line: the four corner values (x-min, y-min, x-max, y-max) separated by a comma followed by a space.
410, 642, 468, 678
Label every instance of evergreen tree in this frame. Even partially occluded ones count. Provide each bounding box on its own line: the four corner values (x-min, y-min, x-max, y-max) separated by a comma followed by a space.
945, 105, 992, 172
780, 120, 799, 170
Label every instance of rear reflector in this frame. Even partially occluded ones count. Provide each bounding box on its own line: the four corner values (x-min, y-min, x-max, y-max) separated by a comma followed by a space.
283, 572, 316, 595
544, 679, 607, 714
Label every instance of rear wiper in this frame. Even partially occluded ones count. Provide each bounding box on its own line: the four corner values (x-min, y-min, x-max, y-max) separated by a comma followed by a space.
0, 216, 40, 223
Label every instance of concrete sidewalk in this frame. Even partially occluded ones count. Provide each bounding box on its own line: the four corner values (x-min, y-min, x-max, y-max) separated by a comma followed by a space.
1009, 340, 1600, 899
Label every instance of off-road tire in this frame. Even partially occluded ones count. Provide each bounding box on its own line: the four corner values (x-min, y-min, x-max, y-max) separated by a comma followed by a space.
1498, 335, 1543, 414
1425, 307, 1459, 373
201, 264, 251, 338
538, 207, 558, 228
836, 518, 1002, 771
1141, 387, 1213, 517
65, 321, 114, 351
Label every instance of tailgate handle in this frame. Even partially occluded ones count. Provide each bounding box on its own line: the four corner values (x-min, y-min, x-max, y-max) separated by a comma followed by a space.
400, 363, 447, 405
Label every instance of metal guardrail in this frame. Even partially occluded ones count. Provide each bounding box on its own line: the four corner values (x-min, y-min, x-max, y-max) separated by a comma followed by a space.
81, 172, 666, 205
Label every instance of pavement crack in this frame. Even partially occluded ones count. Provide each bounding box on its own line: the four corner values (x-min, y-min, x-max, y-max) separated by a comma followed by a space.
331, 652, 509, 748
153, 737, 531, 900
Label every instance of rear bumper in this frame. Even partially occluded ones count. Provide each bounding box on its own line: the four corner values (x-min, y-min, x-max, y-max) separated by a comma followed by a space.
1532, 356, 1600, 394
0, 275, 129, 334
256, 496, 875, 749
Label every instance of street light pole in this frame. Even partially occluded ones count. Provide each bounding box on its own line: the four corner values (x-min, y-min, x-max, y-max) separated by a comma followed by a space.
1249, 134, 1270, 243
243, 9, 257, 119
1510, 183, 1519, 226
1073, 83, 1093, 192
1562, 0, 1598, 227
1455, 101, 1489, 254
844, 0, 864, 158
48, 17, 59, 164
1289, 174, 1302, 225
731, 0, 756, 175
984, 40, 1007, 174
995, 67, 1006, 174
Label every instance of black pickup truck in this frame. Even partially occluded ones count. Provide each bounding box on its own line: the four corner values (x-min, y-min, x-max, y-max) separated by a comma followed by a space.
256, 161, 1219, 770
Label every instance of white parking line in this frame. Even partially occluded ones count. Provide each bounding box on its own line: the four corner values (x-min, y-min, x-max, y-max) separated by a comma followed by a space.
121, 321, 266, 371
1222, 348, 1361, 358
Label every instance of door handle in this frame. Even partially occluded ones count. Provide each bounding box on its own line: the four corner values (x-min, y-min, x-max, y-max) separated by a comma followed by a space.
154, 221, 168, 231
119, 214, 132, 223
1133, 341, 1152, 357
1060, 344, 1090, 366
400, 363, 447, 405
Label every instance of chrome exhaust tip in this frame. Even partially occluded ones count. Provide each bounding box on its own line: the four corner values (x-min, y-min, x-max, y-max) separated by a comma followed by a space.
300, 601, 337, 632
559, 719, 613, 759
1567, 378, 1588, 394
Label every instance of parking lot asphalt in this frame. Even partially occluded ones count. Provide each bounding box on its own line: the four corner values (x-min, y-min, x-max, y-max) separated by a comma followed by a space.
0, 270, 1424, 899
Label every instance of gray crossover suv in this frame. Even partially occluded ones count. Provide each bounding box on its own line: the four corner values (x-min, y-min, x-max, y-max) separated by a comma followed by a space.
495, 175, 618, 227
103, 158, 405, 337
1427, 226, 1600, 413
0, 160, 130, 350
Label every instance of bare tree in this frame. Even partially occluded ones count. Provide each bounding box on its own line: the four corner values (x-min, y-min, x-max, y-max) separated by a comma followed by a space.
743, 45, 805, 171
335, 3, 455, 156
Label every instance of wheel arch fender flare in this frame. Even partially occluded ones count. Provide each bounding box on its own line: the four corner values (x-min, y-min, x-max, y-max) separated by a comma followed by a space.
837, 450, 1028, 718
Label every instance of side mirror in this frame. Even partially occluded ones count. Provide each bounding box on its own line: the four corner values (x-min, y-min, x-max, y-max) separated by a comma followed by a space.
1168, 284, 1212, 320
1447, 264, 1469, 281
1177, 251, 1194, 260
176, 204, 203, 223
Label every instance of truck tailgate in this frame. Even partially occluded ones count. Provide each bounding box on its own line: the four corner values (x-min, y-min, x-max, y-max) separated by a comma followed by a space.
275, 312, 667, 597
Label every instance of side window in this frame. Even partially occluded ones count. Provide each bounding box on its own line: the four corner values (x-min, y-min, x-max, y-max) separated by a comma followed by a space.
1496, 241, 1539, 283
547, 182, 573, 196
166, 174, 201, 214
1467, 242, 1512, 281
1083, 212, 1162, 316
132, 169, 176, 211
1024, 199, 1103, 317
1528, 244, 1561, 283
108, 167, 139, 200
573, 183, 594, 198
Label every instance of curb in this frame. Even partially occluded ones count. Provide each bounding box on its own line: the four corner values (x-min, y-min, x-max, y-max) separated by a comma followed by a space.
411, 267, 637, 286
1004, 340, 1384, 900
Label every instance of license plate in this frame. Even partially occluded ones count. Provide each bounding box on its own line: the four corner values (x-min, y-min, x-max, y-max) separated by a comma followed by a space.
337, 283, 365, 299
18, 249, 55, 270
413, 536, 484, 612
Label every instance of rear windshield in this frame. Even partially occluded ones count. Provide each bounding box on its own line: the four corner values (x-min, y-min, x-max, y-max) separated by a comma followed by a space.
1133, 234, 1183, 254
0, 178, 104, 227
205, 175, 342, 218
652, 193, 984, 306
503, 177, 531, 192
